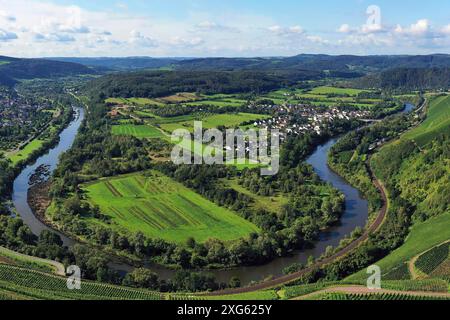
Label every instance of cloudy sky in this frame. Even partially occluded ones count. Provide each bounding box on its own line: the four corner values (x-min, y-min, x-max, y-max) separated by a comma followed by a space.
1, 0, 450, 57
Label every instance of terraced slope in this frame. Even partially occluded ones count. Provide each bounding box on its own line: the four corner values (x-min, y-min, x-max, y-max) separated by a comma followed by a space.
0, 264, 162, 300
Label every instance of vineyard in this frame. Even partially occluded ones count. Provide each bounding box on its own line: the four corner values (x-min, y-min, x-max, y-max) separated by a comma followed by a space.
381, 279, 448, 293
415, 242, 449, 275
0, 265, 163, 300
382, 263, 411, 280
281, 282, 342, 300
307, 292, 450, 301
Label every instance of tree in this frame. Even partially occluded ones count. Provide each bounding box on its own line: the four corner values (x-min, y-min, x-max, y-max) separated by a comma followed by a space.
229, 277, 241, 288
123, 268, 160, 290
38, 230, 63, 247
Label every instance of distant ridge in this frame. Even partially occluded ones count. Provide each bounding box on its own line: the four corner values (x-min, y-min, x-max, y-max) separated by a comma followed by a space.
48, 54, 450, 73
0, 56, 96, 87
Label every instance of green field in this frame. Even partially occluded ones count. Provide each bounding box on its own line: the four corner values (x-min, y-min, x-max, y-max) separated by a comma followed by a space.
82, 171, 259, 243
347, 213, 450, 281
160, 113, 270, 133
111, 124, 165, 139
184, 98, 246, 108
106, 97, 164, 107
7, 139, 44, 164
222, 179, 288, 214
308, 86, 369, 96
262, 86, 379, 109
402, 95, 450, 146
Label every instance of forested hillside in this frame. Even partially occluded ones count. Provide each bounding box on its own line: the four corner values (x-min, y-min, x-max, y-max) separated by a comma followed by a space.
51, 54, 450, 73
358, 68, 450, 91
86, 70, 321, 98
0, 57, 95, 86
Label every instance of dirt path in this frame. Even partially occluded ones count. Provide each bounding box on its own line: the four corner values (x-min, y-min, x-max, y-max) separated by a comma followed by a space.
408, 255, 421, 280
292, 286, 450, 300
0, 247, 66, 276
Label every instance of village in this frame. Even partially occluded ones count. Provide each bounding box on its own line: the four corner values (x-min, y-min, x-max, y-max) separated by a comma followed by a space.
251, 103, 371, 140
0, 92, 54, 151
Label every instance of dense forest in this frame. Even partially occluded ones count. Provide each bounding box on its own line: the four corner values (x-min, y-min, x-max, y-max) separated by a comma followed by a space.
53, 54, 450, 73
87, 70, 322, 99
0, 56, 95, 86
358, 68, 450, 91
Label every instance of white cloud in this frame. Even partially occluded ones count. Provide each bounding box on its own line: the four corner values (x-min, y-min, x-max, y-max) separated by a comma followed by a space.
0, 29, 18, 41
338, 24, 351, 33
267, 25, 304, 36
0, 11, 16, 22
306, 35, 329, 45
33, 32, 75, 43
395, 19, 431, 36
360, 22, 384, 34
194, 21, 239, 33
2, 0, 450, 57
170, 36, 204, 47
129, 30, 157, 48
441, 24, 450, 35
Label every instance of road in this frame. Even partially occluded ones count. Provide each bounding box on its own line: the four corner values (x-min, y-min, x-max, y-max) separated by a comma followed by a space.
206, 99, 428, 296
205, 167, 389, 296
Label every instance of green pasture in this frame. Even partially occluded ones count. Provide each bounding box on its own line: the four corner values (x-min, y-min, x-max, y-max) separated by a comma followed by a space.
402, 95, 450, 146
82, 171, 259, 243
111, 124, 165, 139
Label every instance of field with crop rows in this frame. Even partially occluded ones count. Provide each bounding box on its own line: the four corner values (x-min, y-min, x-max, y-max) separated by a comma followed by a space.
415, 242, 449, 275
82, 171, 259, 243
0, 264, 162, 300
111, 124, 165, 139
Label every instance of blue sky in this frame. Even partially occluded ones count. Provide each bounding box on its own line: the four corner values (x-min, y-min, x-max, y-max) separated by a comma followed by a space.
1, 0, 450, 57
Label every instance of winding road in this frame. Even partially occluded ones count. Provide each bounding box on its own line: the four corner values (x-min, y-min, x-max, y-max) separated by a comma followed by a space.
205, 165, 389, 296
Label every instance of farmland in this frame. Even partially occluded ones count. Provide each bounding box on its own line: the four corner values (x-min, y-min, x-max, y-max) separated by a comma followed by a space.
415, 242, 449, 276
261, 86, 383, 109
82, 171, 259, 243
0, 264, 162, 300
159, 112, 271, 133
111, 124, 165, 139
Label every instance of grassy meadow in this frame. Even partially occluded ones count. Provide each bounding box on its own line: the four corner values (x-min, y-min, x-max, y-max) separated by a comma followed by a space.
222, 179, 288, 214
402, 94, 450, 146
111, 124, 165, 139
82, 171, 259, 243
7, 139, 44, 164
159, 113, 270, 133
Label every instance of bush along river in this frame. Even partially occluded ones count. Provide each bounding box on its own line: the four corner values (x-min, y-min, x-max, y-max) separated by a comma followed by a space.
11, 103, 415, 286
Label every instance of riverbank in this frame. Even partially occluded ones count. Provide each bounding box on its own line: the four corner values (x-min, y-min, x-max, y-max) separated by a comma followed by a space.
12, 107, 84, 245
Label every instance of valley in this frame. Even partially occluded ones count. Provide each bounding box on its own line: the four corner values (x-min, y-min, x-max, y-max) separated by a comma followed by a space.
0, 54, 448, 301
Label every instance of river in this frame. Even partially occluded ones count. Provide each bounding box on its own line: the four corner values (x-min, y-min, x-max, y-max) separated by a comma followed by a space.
12, 107, 84, 246
11, 103, 414, 286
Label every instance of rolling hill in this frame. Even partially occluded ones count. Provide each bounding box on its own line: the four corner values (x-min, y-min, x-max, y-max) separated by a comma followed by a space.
49, 54, 450, 73
0, 56, 96, 86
